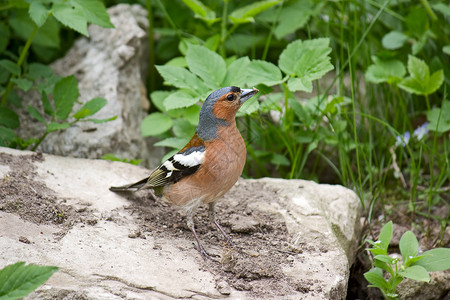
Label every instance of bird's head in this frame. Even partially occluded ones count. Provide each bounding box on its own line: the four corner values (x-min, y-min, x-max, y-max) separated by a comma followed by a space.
197, 86, 259, 141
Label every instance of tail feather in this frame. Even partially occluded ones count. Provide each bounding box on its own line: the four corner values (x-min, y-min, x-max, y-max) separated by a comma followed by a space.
109, 177, 149, 192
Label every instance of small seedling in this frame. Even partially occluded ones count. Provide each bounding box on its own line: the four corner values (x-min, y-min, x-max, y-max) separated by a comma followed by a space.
364, 221, 450, 300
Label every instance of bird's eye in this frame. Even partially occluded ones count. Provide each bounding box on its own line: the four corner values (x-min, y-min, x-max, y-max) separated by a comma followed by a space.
227, 94, 236, 101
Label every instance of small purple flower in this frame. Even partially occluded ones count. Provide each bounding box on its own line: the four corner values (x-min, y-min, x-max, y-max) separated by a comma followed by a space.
395, 131, 410, 147
413, 122, 429, 140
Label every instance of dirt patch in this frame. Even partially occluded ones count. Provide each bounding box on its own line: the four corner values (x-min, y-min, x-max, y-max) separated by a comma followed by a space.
0, 153, 97, 232
119, 183, 316, 298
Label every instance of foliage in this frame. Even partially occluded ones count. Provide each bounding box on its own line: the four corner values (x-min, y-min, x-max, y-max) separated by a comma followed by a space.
0, 0, 115, 150
364, 221, 450, 300
0, 262, 58, 300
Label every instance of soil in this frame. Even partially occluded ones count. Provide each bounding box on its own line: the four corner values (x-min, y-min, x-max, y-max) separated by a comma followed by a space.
0, 153, 316, 299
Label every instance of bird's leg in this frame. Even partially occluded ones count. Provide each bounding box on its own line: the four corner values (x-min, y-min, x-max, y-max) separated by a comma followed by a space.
186, 213, 209, 259
208, 202, 235, 247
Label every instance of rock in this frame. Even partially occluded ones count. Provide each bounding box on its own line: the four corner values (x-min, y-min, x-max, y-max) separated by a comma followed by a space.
0, 147, 362, 299
397, 270, 450, 300
17, 4, 161, 168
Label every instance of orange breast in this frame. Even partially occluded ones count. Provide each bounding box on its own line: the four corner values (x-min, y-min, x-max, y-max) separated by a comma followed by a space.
163, 124, 246, 207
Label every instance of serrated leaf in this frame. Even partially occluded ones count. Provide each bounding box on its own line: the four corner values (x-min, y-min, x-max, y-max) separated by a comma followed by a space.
426, 100, 450, 133
53, 75, 79, 120
186, 45, 226, 88
382, 31, 408, 50
141, 113, 172, 137
156, 65, 208, 95
407, 55, 429, 83
29, 2, 49, 27
11, 78, 33, 91
246, 60, 283, 87
414, 248, 450, 271
164, 91, 199, 110
52, 3, 88, 36
0, 107, 20, 129
223, 56, 250, 87
0, 59, 20, 76
46, 122, 70, 133
399, 231, 418, 263
363, 268, 388, 290
427, 69, 444, 94
0, 262, 58, 299
398, 56, 443, 95
27, 105, 45, 123
71, 0, 114, 28
365, 59, 406, 84
398, 265, 430, 282
229, 0, 280, 24
165, 57, 187, 67
72, 97, 107, 120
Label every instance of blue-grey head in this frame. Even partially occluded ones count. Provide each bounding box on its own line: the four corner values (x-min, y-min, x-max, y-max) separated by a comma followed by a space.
196, 86, 258, 141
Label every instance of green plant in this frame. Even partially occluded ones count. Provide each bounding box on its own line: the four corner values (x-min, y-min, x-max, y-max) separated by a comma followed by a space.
364, 221, 450, 300
0, 0, 115, 149
0, 261, 58, 299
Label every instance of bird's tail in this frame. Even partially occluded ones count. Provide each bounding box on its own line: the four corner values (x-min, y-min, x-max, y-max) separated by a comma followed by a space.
109, 177, 149, 192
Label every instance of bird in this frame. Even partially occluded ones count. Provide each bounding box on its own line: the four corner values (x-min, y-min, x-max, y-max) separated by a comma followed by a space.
110, 86, 259, 257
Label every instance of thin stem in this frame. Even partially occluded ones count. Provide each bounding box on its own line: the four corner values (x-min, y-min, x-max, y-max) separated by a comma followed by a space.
420, 0, 437, 21
261, 1, 283, 61
425, 94, 431, 111
1, 25, 39, 106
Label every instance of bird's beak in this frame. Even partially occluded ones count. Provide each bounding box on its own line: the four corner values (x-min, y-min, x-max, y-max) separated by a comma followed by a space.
240, 88, 259, 104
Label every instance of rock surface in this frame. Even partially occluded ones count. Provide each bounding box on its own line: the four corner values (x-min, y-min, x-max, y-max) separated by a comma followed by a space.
18, 4, 161, 167
0, 147, 362, 299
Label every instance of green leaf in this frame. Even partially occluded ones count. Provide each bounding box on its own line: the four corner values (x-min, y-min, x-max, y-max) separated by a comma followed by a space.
182, 104, 201, 125
52, 2, 88, 36
0, 22, 10, 54
150, 90, 171, 112
204, 34, 220, 51
271, 0, 318, 39
141, 113, 172, 136
365, 59, 406, 84
53, 75, 79, 120
287, 77, 312, 93
182, 0, 219, 24
186, 45, 226, 88
72, 97, 107, 120
432, 3, 450, 16
246, 60, 283, 87
382, 31, 408, 50
173, 119, 195, 138
270, 153, 290, 166
0, 59, 20, 76
443, 45, 450, 56
165, 57, 187, 67
0, 262, 58, 299
156, 65, 208, 95
406, 7, 428, 37
399, 231, 418, 263
41, 92, 54, 116
154, 137, 189, 149
27, 63, 53, 80
398, 265, 430, 282
426, 100, 450, 133
46, 122, 70, 133
374, 254, 395, 264
398, 56, 443, 95
223, 56, 250, 87
84, 116, 116, 124
364, 268, 388, 290
9, 11, 60, 48
11, 78, 33, 91
71, 0, 114, 28
164, 91, 199, 110
229, 0, 280, 24
414, 248, 450, 271
0, 107, 20, 129
29, 2, 49, 27
27, 105, 45, 124
237, 95, 259, 116
377, 221, 393, 251
0, 126, 17, 147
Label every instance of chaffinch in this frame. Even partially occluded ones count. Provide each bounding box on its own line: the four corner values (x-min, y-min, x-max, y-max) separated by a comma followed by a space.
110, 86, 259, 257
